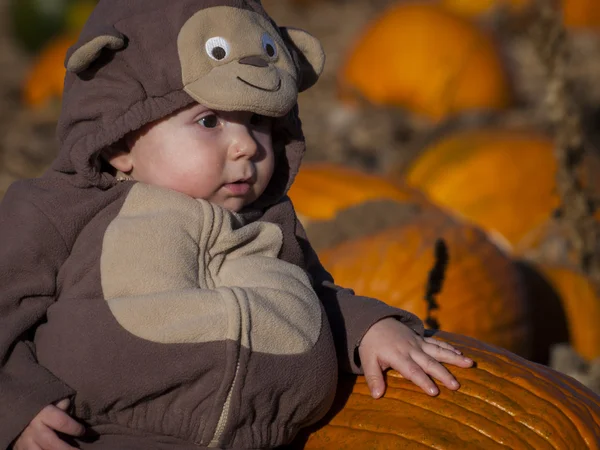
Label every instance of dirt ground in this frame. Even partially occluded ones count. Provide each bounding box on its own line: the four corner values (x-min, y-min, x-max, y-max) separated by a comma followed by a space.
1, 0, 600, 391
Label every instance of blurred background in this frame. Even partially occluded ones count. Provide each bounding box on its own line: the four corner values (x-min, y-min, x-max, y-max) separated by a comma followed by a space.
1, 0, 600, 392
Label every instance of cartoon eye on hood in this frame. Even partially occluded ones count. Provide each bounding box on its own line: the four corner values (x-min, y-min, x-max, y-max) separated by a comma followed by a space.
261, 33, 277, 59
58, 2, 325, 199
176, 7, 325, 117
206, 36, 231, 61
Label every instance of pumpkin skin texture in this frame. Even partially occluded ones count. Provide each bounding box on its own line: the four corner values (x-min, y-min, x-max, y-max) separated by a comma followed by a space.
294, 330, 600, 450
338, 2, 513, 122
288, 163, 420, 223
318, 210, 531, 357
23, 33, 77, 108
402, 128, 600, 248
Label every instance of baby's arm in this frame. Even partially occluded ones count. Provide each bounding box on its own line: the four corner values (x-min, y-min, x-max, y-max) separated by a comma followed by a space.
0, 185, 77, 448
288, 201, 473, 395
291, 210, 424, 372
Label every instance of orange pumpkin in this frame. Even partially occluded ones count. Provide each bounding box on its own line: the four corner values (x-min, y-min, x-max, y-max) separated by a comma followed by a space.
440, 0, 600, 28
294, 330, 600, 450
289, 163, 422, 223
401, 128, 600, 248
338, 2, 513, 122
318, 209, 531, 357
563, 0, 600, 28
439, 0, 531, 17
23, 33, 77, 108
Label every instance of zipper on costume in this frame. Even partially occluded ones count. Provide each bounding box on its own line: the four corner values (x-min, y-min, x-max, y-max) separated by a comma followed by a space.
208, 360, 241, 447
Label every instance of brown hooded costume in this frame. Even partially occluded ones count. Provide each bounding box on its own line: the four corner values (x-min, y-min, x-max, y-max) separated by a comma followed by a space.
0, 1, 424, 448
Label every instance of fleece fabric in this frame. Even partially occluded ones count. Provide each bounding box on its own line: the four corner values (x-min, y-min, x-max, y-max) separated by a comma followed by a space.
0, 1, 424, 448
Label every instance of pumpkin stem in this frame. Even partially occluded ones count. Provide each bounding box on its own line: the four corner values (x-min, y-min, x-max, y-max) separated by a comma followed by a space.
424, 238, 448, 330
531, 0, 600, 289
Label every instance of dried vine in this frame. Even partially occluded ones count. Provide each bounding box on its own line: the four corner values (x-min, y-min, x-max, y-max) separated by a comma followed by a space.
530, 0, 600, 287
424, 239, 449, 331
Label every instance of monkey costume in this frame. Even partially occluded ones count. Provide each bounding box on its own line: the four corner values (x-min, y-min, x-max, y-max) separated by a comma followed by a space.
0, 1, 424, 448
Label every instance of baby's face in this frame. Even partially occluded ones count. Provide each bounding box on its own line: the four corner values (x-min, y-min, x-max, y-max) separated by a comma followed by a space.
113, 103, 275, 212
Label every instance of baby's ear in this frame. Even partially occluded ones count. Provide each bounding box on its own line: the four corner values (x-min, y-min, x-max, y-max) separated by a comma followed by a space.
65, 25, 127, 73
279, 27, 325, 92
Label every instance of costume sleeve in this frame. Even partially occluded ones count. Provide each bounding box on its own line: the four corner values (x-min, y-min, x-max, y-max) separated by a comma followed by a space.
294, 212, 425, 374
0, 184, 76, 449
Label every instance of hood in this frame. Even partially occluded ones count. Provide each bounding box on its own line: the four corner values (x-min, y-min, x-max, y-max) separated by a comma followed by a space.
52, 0, 325, 209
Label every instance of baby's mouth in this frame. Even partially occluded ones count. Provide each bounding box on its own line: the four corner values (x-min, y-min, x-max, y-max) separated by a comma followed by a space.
224, 180, 252, 196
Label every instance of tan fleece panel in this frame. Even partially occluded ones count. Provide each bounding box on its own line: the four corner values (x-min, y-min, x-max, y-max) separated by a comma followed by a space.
101, 184, 322, 354
178, 7, 298, 116
66, 35, 125, 73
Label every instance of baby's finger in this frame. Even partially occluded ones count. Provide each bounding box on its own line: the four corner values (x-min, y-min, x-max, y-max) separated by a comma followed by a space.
423, 341, 473, 368
39, 406, 85, 437
423, 337, 462, 354
413, 351, 460, 391
393, 357, 439, 396
361, 355, 386, 399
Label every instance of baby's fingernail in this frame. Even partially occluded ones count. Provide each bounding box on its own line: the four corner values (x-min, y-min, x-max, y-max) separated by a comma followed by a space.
372, 389, 382, 399
455, 350, 462, 355
464, 357, 473, 363
451, 380, 460, 389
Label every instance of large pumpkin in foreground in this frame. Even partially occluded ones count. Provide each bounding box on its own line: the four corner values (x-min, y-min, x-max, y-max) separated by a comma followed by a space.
292, 331, 600, 449
338, 2, 513, 121
318, 208, 531, 357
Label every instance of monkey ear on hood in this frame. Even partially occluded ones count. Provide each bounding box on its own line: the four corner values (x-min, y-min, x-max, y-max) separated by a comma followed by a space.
65, 25, 127, 73
280, 27, 325, 92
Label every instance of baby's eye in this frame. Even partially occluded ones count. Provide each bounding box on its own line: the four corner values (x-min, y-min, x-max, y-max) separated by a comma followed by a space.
198, 115, 219, 128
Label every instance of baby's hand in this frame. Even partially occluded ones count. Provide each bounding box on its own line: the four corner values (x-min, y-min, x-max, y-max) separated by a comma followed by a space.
358, 317, 473, 398
13, 399, 85, 450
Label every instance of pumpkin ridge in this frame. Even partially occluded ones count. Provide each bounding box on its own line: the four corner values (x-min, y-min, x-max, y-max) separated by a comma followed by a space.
299, 331, 600, 450
344, 392, 539, 448
324, 412, 500, 449
449, 352, 598, 444
311, 423, 437, 448
383, 375, 566, 448
350, 384, 563, 450
452, 379, 568, 448
429, 352, 590, 445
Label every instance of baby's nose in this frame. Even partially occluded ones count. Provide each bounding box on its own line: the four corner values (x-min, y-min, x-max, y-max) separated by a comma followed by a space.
230, 131, 258, 159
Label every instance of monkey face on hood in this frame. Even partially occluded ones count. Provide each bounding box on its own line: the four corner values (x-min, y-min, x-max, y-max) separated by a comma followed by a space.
53, 0, 324, 208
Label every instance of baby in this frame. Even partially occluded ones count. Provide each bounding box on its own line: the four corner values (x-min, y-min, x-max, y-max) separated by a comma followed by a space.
1, 1, 472, 449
